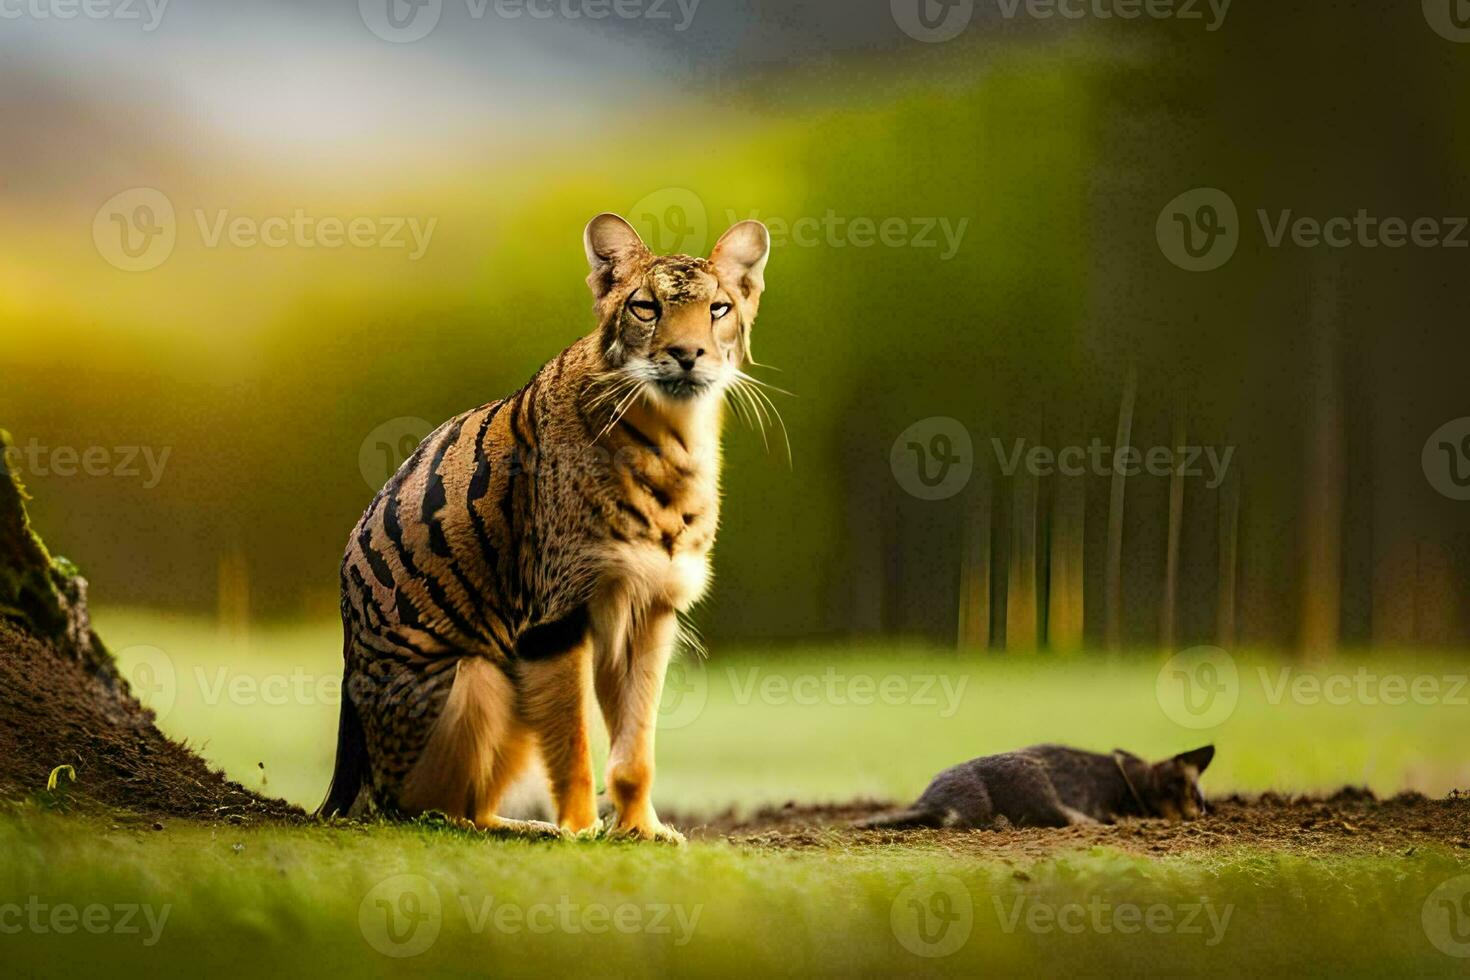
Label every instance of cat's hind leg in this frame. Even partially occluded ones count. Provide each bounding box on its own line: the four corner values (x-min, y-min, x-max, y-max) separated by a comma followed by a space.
398, 656, 562, 838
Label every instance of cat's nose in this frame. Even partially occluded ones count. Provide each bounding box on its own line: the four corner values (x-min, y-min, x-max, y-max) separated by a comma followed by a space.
667, 346, 704, 372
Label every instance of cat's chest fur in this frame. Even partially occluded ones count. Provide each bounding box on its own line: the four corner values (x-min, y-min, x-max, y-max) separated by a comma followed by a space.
594, 398, 721, 613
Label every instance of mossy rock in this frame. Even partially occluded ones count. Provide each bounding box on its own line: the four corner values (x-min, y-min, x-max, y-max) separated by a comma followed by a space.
0, 428, 109, 672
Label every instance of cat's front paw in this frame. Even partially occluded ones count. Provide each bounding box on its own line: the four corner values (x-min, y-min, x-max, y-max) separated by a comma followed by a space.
611, 812, 686, 845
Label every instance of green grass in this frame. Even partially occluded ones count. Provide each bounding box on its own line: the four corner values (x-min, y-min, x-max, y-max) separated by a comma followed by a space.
92, 609, 1470, 812
2, 806, 1465, 977
11, 610, 1466, 977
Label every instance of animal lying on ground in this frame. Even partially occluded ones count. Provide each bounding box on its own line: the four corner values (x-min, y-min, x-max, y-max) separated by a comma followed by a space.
319, 213, 773, 843
857, 744, 1215, 830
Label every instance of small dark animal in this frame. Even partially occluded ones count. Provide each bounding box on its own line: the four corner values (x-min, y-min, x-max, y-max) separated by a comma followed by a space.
858, 744, 1214, 830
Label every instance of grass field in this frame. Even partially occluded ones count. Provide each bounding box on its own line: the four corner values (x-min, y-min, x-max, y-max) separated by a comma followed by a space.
92, 609, 1470, 811
4, 805, 1468, 978
6, 610, 1470, 976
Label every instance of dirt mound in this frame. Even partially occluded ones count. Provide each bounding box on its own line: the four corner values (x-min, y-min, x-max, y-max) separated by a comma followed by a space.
686, 792, 1470, 858
0, 429, 300, 823
0, 620, 300, 822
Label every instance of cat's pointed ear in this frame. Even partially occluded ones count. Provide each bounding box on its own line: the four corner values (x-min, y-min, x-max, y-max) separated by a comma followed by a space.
1114, 750, 1148, 785
1174, 745, 1215, 773
709, 220, 770, 314
584, 213, 650, 301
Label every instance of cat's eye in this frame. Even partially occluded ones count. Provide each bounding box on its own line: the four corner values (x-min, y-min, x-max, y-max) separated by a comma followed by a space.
711, 302, 732, 320
628, 300, 660, 322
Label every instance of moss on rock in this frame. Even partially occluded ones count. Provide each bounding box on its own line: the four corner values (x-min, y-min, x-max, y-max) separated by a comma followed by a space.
0, 428, 109, 673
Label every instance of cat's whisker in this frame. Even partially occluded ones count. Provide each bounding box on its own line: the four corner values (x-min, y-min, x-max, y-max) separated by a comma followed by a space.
733, 380, 770, 452
724, 385, 757, 434
594, 379, 646, 443
675, 613, 709, 661
734, 368, 796, 399
736, 376, 791, 466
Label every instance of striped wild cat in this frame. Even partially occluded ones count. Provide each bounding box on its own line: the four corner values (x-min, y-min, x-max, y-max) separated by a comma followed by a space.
318, 214, 772, 843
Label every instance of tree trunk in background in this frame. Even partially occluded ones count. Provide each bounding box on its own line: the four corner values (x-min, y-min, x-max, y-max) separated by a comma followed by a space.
1298, 261, 1346, 658
1006, 466, 1039, 651
1105, 365, 1137, 651
1372, 536, 1418, 647
217, 538, 251, 652
957, 465, 992, 650
1414, 541, 1458, 648
1048, 468, 1085, 652
1161, 397, 1186, 652
841, 422, 887, 635
1216, 462, 1240, 649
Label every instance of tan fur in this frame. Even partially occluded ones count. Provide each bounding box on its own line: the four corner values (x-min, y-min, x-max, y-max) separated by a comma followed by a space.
322, 214, 772, 843
516, 640, 599, 832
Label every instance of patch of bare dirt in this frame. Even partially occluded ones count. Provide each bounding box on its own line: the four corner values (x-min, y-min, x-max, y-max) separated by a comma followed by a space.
0, 619, 301, 824
0, 428, 300, 824
682, 790, 1470, 858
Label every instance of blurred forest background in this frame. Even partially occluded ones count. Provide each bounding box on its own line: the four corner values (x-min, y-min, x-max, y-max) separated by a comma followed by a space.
2, 0, 1467, 655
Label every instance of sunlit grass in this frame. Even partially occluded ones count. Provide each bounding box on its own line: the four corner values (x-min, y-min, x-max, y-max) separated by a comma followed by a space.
8, 609, 1466, 978
1, 806, 1463, 978
94, 608, 1470, 814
